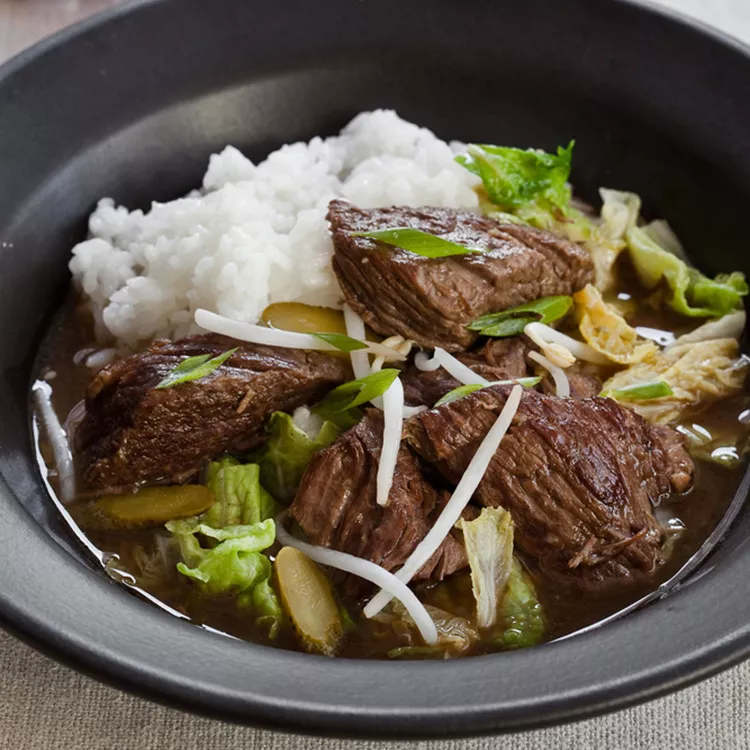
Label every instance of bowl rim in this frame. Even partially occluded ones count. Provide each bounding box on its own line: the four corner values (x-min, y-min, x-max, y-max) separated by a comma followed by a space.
2, 0, 750, 738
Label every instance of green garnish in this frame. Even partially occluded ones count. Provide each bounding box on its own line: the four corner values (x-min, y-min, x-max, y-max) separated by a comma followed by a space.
155, 348, 238, 389
434, 377, 542, 407
312, 369, 401, 420
467, 295, 573, 337
456, 141, 574, 210
352, 227, 482, 258
311, 332, 369, 352
600, 380, 674, 401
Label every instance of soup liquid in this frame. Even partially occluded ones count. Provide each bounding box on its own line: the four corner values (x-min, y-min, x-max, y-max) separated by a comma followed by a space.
32, 295, 749, 658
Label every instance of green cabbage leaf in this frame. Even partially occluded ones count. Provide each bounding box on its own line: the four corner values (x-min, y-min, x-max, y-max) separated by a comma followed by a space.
456, 141, 574, 210
252, 411, 341, 501
457, 507, 515, 629
627, 224, 747, 318
600, 333, 748, 424
456, 506, 544, 648
203, 458, 280, 526
167, 460, 283, 636
382, 603, 479, 659
492, 558, 545, 649
493, 557, 544, 649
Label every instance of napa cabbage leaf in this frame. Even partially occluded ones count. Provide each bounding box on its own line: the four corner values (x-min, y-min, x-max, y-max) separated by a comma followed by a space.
252, 409, 341, 501
167, 460, 283, 636
627, 224, 748, 318
456, 507, 514, 629
492, 558, 545, 649
574, 283, 658, 365
601, 334, 749, 424
382, 603, 479, 659
203, 459, 280, 527
456, 141, 574, 210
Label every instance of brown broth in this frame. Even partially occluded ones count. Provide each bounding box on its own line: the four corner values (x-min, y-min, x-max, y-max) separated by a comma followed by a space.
32, 293, 750, 659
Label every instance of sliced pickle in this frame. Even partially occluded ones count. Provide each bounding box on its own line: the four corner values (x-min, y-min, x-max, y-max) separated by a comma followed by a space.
82, 485, 215, 530
261, 302, 346, 335
275, 546, 344, 656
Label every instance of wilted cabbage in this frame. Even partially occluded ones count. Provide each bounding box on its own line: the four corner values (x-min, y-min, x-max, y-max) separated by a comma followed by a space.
595, 189, 748, 313
457, 507, 515, 628
639, 218, 688, 259
601, 334, 749, 424
671, 310, 746, 345
457, 507, 545, 647
585, 189, 642, 293
203, 457, 280, 526
382, 603, 479, 659
167, 517, 283, 636
627, 221, 747, 318
252, 409, 340, 501
599, 189, 641, 242
574, 284, 658, 365
166, 459, 283, 636
492, 558, 545, 650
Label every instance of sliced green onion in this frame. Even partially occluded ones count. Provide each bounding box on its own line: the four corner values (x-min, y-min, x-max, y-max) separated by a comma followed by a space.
312, 369, 401, 418
351, 227, 482, 258
471, 315, 537, 338
155, 348, 238, 390
311, 332, 369, 352
434, 377, 542, 407
599, 380, 674, 401
467, 296, 573, 337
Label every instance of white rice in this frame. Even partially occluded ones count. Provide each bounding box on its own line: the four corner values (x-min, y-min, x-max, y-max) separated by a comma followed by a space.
69, 110, 480, 349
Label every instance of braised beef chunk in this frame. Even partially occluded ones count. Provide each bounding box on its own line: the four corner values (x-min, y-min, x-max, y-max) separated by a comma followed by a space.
649, 425, 696, 494
76, 334, 350, 490
290, 411, 468, 596
402, 338, 531, 406
539, 366, 603, 400
401, 337, 602, 406
329, 200, 594, 351
404, 386, 695, 590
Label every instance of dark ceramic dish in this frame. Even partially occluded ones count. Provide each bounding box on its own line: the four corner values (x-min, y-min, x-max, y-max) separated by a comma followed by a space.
1, 0, 750, 738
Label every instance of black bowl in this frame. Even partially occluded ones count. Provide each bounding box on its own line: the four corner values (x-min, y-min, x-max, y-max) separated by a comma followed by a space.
2, 0, 750, 738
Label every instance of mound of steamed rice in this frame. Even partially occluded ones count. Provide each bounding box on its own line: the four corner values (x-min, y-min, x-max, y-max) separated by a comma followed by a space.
70, 110, 480, 349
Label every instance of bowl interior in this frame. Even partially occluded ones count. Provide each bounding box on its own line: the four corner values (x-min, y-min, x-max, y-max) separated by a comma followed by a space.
1, 0, 750, 737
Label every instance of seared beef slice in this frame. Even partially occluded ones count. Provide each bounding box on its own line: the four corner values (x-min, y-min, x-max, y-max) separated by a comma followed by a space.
401, 338, 532, 406
76, 334, 350, 489
290, 411, 468, 596
329, 200, 594, 351
404, 386, 695, 589
401, 338, 601, 406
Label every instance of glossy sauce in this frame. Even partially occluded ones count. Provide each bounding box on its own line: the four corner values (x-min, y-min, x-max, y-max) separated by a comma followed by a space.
33, 293, 749, 659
